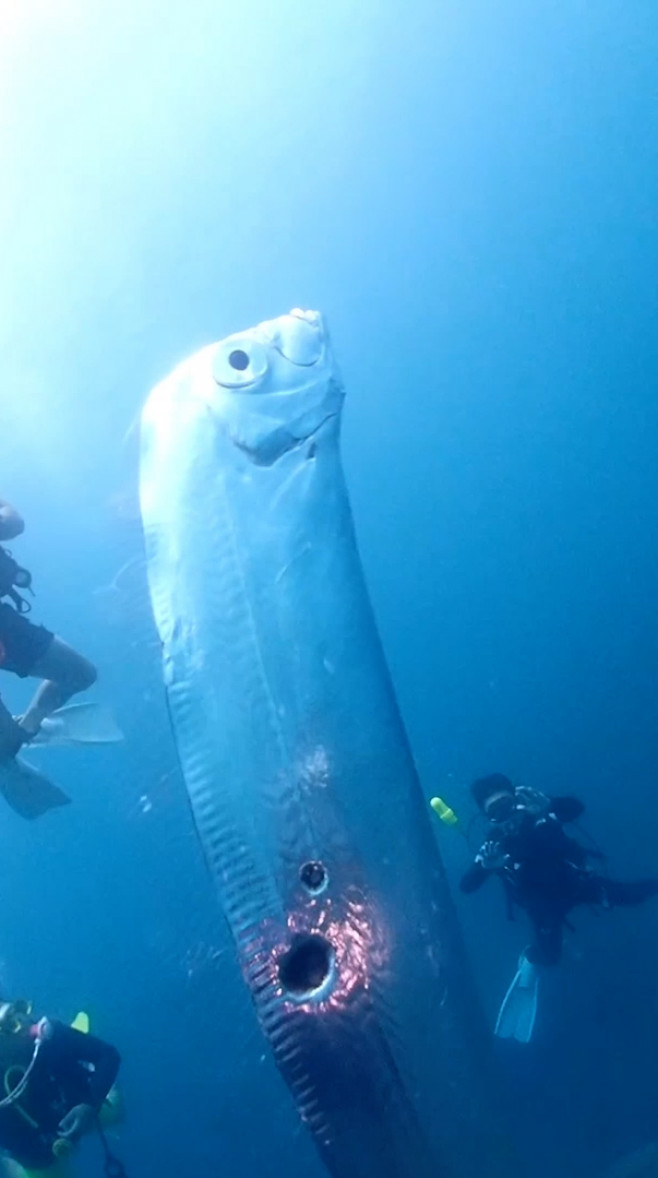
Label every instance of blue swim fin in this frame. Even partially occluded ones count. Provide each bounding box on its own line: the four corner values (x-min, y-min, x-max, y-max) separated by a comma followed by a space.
495, 954, 539, 1044
30, 704, 124, 748
0, 756, 70, 819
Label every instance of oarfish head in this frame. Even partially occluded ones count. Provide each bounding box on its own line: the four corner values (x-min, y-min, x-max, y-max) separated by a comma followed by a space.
193, 308, 345, 466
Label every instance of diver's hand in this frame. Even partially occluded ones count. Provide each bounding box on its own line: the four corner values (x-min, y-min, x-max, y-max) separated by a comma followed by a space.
475, 839, 507, 871
58, 1103, 95, 1142
514, 787, 550, 817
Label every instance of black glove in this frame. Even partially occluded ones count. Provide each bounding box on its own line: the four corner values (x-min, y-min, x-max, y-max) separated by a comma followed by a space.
475, 839, 508, 871
514, 787, 550, 817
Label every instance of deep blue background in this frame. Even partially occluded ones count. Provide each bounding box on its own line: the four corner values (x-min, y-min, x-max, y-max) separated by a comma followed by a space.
0, 3, 657, 1177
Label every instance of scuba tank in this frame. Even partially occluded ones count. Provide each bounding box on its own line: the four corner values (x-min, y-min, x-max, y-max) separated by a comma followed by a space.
0, 547, 33, 613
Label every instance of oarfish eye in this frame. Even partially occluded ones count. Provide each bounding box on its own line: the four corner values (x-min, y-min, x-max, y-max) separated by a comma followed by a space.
274, 315, 323, 367
212, 338, 269, 389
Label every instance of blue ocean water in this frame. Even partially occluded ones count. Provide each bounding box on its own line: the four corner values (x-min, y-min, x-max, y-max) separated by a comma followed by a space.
1, 3, 657, 1177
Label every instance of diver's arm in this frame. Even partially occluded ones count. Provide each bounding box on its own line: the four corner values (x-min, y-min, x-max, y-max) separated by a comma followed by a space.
460, 861, 490, 893
48, 1022, 120, 1109
460, 836, 509, 893
0, 501, 24, 541
550, 796, 585, 824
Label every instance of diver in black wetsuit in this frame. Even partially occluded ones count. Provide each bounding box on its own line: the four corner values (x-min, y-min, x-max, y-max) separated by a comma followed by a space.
460, 773, 658, 966
0, 999, 120, 1172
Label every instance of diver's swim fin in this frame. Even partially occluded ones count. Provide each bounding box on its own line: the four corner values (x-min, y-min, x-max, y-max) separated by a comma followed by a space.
0, 756, 71, 819
31, 704, 124, 748
495, 954, 539, 1044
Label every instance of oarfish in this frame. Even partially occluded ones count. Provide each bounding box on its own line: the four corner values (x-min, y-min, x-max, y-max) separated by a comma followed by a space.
140, 310, 513, 1178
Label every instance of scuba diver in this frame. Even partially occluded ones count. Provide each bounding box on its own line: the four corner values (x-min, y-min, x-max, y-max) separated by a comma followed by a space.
460, 773, 658, 1043
0, 499, 121, 819
0, 998, 122, 1177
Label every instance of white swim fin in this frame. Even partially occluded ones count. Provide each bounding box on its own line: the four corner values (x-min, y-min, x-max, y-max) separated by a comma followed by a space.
0, 756, 70, 819
30, 704, 124, 748
495, 954, 539, 1044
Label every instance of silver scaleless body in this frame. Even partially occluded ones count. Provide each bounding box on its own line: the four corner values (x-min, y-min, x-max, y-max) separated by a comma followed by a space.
140, 310, 514, 1178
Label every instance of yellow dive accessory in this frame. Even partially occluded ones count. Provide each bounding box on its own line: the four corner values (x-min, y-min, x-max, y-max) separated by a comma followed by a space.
430, 796, 459, 827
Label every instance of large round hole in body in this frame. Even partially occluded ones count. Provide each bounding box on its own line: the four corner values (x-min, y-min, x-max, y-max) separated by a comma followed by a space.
278, 934, 334, 997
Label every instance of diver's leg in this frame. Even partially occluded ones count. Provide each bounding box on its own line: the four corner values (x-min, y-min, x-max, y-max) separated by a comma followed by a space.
0, 695, 25, 759
20, 637, 97, 738
525, 915, 563, 967
599, 878, 658, 907
0, 606, 52, 756
573, 873, 658, 909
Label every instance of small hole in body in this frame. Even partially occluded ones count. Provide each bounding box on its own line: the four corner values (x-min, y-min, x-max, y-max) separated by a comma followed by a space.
278, 934, 333, 996
228, 348, 250, 371
300, 860, 327, 893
